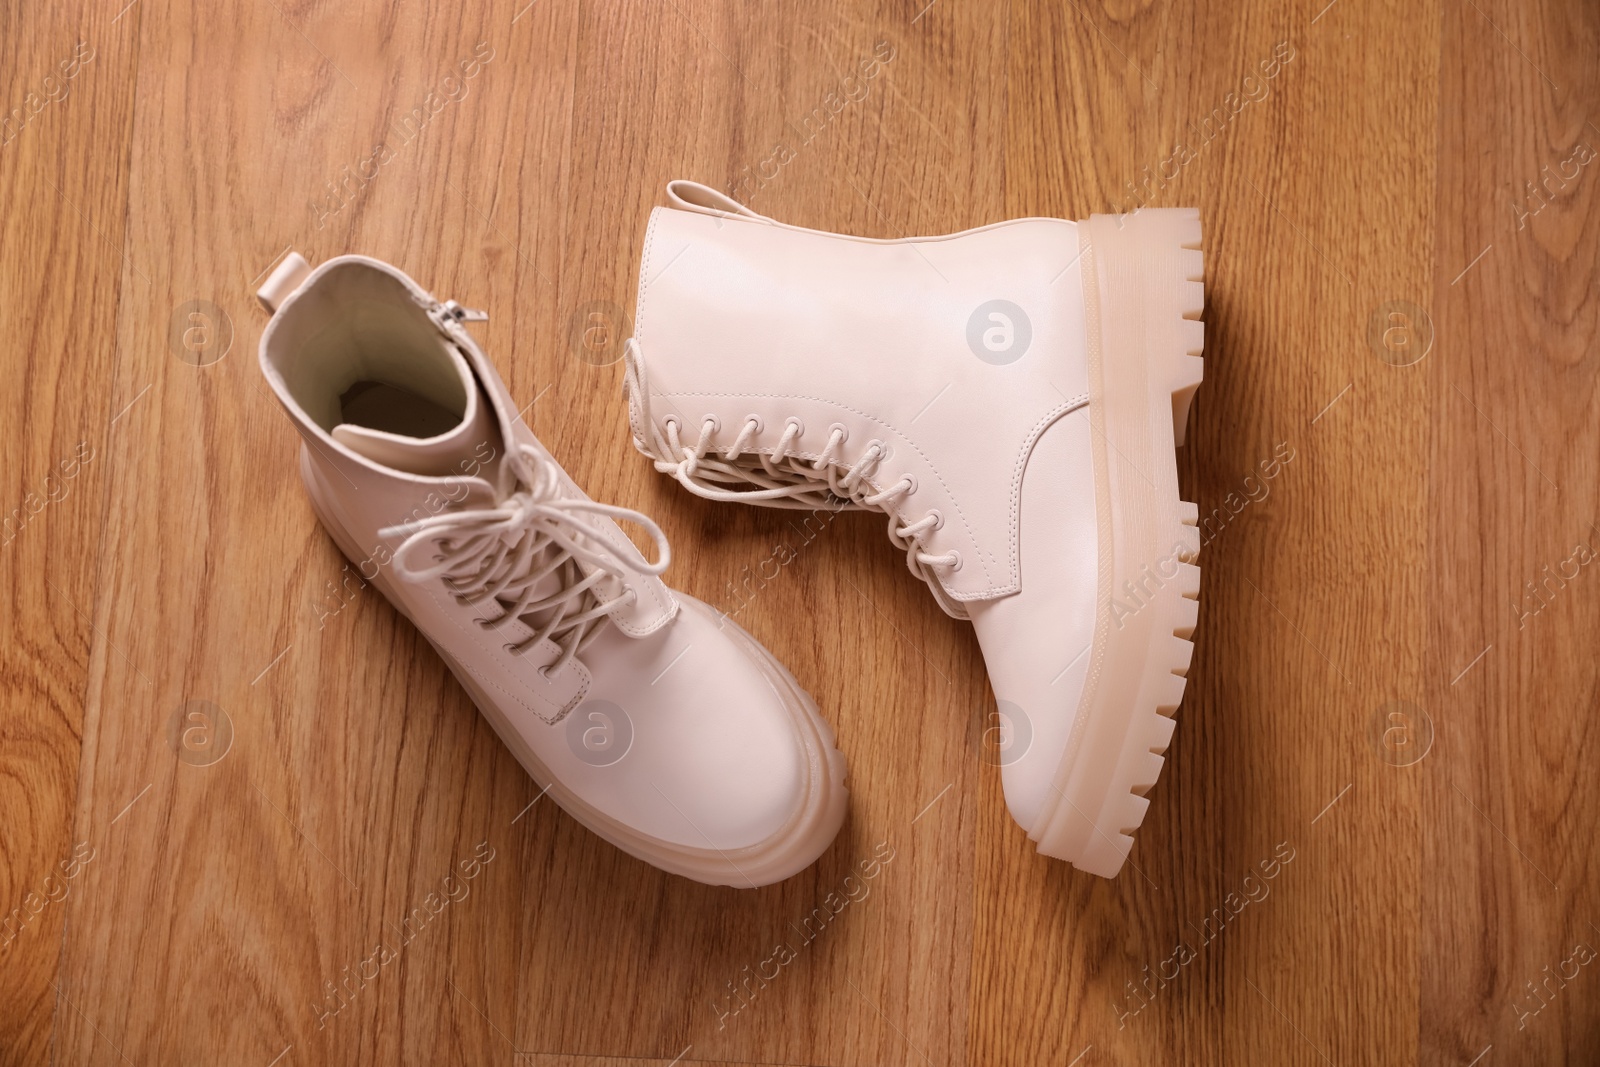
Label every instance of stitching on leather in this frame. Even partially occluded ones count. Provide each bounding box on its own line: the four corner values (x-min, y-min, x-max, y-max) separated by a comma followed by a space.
680, 203, 1075, 248
634, 208, 662, 348
612, 585, 678, 637
1007, 394, 1090, 584
464, 659, 589, 727
657, 388, 1009, 590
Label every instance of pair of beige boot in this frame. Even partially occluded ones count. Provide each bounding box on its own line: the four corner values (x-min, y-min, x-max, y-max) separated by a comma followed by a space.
257, 182, 1203, 885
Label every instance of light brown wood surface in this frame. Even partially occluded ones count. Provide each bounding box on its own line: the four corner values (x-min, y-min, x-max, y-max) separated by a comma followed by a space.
2, 0, 1598, 1063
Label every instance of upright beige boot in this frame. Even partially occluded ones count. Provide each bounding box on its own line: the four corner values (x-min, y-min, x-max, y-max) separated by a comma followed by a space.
257, 251, 848, 886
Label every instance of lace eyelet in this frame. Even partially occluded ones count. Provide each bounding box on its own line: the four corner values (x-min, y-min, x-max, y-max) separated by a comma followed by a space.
701, 414, 722, 434
946, 550, 963, 572
899, 474, 918, 495
503, 642, 521, 655
785, 416, 805, 436
828, 422, 849, 443
662, 415, 681, 433
927, 508, 944, 530
744, 414, 764, 434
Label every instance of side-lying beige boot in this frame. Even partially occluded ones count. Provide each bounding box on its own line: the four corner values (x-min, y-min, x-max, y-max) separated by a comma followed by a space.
257, 251, 847, 886
622, 183, 1203, 877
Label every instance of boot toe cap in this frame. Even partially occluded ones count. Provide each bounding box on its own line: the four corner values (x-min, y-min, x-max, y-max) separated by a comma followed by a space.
555, 594, 843, 867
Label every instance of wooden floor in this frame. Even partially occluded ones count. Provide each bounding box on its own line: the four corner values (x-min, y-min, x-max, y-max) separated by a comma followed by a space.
3, 0, 1598, 1063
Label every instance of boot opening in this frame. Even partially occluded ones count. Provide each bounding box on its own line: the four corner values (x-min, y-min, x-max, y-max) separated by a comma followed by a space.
338, 379, 463, 439
264, 260, 467, 433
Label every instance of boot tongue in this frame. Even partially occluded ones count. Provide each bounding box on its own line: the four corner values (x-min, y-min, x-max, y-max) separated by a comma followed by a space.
331, 341, 504, 482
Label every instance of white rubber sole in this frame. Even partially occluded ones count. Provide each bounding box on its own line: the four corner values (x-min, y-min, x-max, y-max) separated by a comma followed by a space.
298, 450, 849, 887
1030, 209, 1204, 877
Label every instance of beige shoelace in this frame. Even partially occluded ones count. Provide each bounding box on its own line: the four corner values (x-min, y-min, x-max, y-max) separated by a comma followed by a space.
623, 340, 959, 591
381, 443, 670, 678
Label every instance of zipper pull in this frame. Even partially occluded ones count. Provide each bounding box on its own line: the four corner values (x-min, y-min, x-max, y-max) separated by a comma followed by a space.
431, 299, 489, 329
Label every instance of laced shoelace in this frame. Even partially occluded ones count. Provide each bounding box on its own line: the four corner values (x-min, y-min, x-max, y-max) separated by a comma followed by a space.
379, 443, 670, 679
622, 340, 959, 589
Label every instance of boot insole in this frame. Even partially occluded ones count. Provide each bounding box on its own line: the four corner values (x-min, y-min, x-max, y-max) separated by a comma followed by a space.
338, 380, 463, 439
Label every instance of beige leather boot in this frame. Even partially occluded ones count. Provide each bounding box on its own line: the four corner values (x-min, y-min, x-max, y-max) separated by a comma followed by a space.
256, 251, 847, 886
622, 183, 1203, 877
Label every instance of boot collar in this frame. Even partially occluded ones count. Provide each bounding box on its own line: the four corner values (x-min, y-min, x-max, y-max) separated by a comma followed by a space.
258, 252, 678, 638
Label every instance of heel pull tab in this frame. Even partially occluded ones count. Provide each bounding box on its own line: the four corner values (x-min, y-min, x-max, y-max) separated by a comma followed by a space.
256, 251, 313, 312
664, 180, 770, 221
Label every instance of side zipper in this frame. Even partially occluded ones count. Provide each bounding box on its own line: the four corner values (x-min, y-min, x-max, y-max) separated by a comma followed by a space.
428, 299, 489, 335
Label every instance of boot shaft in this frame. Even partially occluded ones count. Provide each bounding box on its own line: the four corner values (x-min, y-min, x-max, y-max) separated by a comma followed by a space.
627, 182, 1096, 614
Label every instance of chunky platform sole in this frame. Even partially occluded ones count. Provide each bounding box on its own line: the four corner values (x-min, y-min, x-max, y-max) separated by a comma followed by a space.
1030, 209, 1203, 877
298, 450, 849, 887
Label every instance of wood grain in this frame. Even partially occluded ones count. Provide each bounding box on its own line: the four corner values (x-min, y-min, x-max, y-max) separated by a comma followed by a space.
1, 0, 1597, 1064
0, 0, 137, 1061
